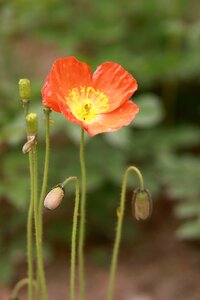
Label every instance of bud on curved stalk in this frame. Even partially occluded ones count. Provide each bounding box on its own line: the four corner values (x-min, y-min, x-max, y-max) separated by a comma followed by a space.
132, 188, 152, 220
18, 79, 31, 102
44, 186, 65, 210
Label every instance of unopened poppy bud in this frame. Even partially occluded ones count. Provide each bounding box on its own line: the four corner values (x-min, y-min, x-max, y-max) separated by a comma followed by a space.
44, 186, 65, 210
26, 113, 38, 136
132, 188, 152, 221
18, 78, 31, 102
22, 135, 36, 154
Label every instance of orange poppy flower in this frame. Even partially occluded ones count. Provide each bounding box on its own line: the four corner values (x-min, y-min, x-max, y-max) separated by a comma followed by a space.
42, 56, 139, 136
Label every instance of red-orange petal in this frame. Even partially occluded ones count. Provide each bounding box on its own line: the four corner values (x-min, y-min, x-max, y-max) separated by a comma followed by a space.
41, 56, 92, 112
86, 101, 139, 136
92, 62, 138, 113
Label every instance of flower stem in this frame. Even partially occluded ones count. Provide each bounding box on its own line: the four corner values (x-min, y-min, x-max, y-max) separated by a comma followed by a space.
39, 107, 51, 224
107, 166, 144, 300
27, 151, 34, 300
78, 128, 86, 300
10, 278, 37, 300
61, 177, 80, 300
33, 144, 48, 300
23, 101, 34, 300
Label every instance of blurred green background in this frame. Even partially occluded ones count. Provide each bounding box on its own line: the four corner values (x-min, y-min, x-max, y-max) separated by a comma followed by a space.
0, 0, 200, 294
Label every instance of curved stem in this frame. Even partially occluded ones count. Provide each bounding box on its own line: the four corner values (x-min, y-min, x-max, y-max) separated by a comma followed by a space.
33, 145, 48, 300
61, 177, 80, 300
78, 128, 86, 300
10, 278, 37, 300
107, 166, 144, 300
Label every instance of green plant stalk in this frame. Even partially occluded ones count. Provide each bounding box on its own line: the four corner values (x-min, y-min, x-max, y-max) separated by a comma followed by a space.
39, 108, 51, 225
61, 177, 80, 300
78, 128, 86, 300
107, 166, 144, 300
33, 144, 48, 300
27, 151, 34, 300
37, 108, 51, 297
23, 100, 34, 300
10, 278, 37, 300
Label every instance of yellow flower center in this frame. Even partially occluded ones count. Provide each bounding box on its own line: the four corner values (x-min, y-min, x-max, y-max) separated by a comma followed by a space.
66, 86, 109, 123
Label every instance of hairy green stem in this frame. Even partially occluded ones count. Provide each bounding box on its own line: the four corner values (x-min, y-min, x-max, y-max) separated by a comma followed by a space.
33, 145, 48, 300
39, 108, 51, 227
27, 152, 34, 300
10, 278, 37, 300
107, 166, 144, 300
37, 108, 51, 297
23, 101, 34, 300
78, 128, 86, 300
61, 177, 80, 300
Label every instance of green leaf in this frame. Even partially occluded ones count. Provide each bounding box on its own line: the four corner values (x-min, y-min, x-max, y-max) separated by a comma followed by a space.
133, 93, 165, 128
176, 220, 200, 240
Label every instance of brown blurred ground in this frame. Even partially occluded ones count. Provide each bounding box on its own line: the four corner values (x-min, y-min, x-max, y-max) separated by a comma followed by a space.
1, 199, 200, 300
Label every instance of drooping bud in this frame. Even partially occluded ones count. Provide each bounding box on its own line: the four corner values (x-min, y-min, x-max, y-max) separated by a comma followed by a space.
132, 188, 152, 221
18, 79, 31, 102
44, 186, 65, 210
26, 113, 38, 136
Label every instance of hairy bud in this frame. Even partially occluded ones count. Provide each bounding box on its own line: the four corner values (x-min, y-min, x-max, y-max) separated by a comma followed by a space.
44, 186, 65, 210
132, 188, 152, 221
26, 113, 38, 136
18, 78, 31, 102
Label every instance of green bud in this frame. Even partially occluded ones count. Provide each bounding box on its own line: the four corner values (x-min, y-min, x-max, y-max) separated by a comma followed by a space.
44, 186, 65, 210
18, 79, 31, 102
132, 188, 152, 221
26, 113, 38, 136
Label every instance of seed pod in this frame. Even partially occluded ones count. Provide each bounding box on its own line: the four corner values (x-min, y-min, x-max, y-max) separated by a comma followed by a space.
132, 188, 152, 221
44, 186, 65, 210
18, 78, 31, 102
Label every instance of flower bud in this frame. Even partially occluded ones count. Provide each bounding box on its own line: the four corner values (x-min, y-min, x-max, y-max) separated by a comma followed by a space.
132, 188, 152, 221
44, 186, 65, 210
18, 78, 31, 102
26, 113, 38, 136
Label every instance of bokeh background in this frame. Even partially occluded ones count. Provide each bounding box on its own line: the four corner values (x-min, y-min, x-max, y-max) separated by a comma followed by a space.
0, 0, 200, 299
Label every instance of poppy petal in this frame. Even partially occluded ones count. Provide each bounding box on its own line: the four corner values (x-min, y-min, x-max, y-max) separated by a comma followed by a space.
92, 62, 138, 112
42, 56, 92, 112
86, 101, 139, 136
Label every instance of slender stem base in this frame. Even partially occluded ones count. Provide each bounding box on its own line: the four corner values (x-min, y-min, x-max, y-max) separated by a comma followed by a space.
78, 128, 86, 300
27, 152, 34, 300
33, 145, 48, 300
107, 166, 144, 300
61, 177, 80, 300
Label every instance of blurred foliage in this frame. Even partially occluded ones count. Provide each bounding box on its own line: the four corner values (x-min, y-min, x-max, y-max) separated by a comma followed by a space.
0, 0, 200, 283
